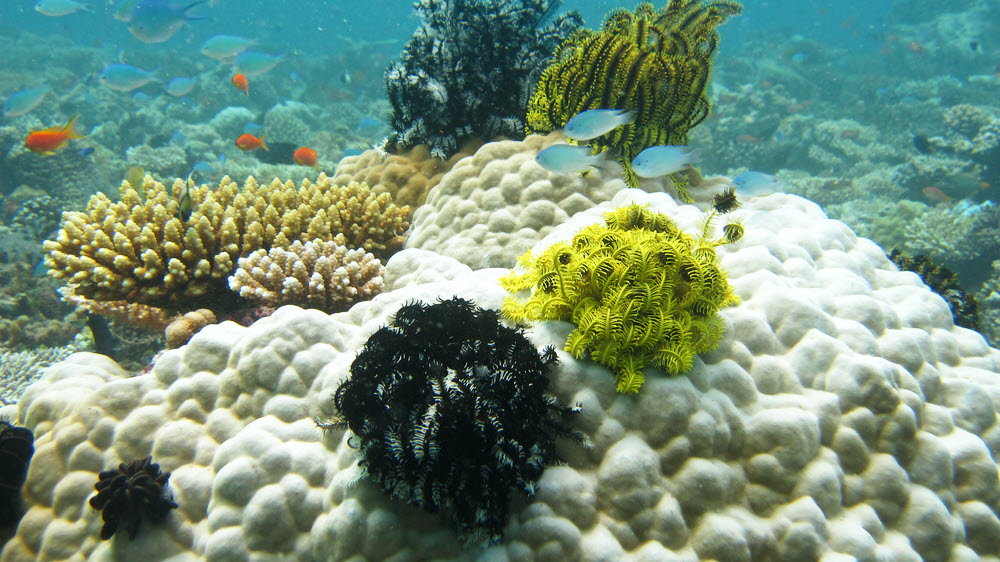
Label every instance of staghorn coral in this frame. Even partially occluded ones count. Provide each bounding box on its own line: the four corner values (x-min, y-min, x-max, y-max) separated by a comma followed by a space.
228, 234, 384, 312
44, 174, 410, 307
501, 203, 740, 393
331, 140, 483, 208
526, 0, 741, 190
385, 0, 581, 156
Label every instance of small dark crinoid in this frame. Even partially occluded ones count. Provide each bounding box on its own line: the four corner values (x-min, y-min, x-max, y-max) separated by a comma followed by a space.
89, 456, 178, 540
333, 297, 583, 546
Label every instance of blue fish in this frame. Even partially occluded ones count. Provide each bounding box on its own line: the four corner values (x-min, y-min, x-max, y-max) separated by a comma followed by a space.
535, 144, 606, 174
170, 130, 186, 144
99, 63, 159, 92
630, 145, 700, 178
127, 0, 205, 44
191, 161, 217, 175
342, 148, 363, 157
78, 146, 95, 156
732, 171, 782, 197
35, 0, 91, 16
131, 91, 153, 103
563, 109, 635, 141
232, 51, 284, 77
2, 85, 50, 117
242, 123, 264, 135
166, 76, 195, 96
200, 34, 255, 60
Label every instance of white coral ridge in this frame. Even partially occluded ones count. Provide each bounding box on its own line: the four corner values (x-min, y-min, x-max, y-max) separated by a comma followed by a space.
6, 189, 1000, 561
228, 234, 384, 311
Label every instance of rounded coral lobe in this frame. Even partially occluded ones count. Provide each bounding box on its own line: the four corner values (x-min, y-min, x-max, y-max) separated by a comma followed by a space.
333, 297, 581, 546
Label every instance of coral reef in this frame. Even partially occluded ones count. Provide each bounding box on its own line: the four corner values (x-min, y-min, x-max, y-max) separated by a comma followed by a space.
0, 346, 74, 404
501, 203, 740, 393
526, 0, 741, 188
331, 140, 483, 208
385, 0, 581, 155
228, 234, 384, 312
330, 297, 580, 545
405, 133, 719, 270
903, 200, 999, 286
5, 190, 1000, 560
164, 309, 216, 349
44, 174, 410, 308
263, 101, 314, 145
89, 456, 178, 540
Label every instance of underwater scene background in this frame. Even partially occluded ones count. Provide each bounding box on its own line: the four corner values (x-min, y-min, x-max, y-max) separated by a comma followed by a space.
1, 0, 1000, 559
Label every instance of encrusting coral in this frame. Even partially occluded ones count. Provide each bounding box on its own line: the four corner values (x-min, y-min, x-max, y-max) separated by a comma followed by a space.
501, 202, 740, 393
526, 0, 741, 189
228, 234, 384, 312
331, 140, 483, 208
164, 309, 217, 349
43, 174, 410, 308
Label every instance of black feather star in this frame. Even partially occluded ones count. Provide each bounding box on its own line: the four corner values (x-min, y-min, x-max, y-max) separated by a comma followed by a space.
0, 420, 33, 530
332, 297, 582, 546
89, 456, 178, 540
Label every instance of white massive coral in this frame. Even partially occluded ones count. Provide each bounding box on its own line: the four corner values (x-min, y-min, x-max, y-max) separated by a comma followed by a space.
4, 187, 999, 561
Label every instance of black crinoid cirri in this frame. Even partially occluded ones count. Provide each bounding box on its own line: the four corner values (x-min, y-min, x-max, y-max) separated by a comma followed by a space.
331, 297, 583, 546
89, 456, 178, 540
0, 419, 34, 531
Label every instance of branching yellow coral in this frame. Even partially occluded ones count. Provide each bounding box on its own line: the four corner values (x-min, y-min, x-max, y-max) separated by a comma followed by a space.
501, 203, 739, 393
526, 0, 742, 190
44, 174, 410, 307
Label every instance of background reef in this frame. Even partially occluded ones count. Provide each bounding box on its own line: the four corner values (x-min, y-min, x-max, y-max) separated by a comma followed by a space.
0, 0, 997, 400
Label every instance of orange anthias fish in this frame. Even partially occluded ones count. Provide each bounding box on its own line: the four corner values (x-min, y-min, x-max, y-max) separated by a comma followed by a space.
236, 133, 268, 151
293, 146, 319, 168
922, 186, 951, 203
24, 114, 87, 155
231, 73, 249, 95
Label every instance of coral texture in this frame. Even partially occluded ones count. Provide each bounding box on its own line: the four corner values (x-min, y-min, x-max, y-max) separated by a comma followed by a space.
331, 297, 579, 545
228, 234, 384, 312
331, 140, 483, 208
89, 456, 178, 540
5, 190, 1000, 560
164, 309, 217, 349
385, 0, 581, 155
404, 133, 723, 269
526, 0, 741, 188
501, 203, 740, 393
43, 174, 410, 307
